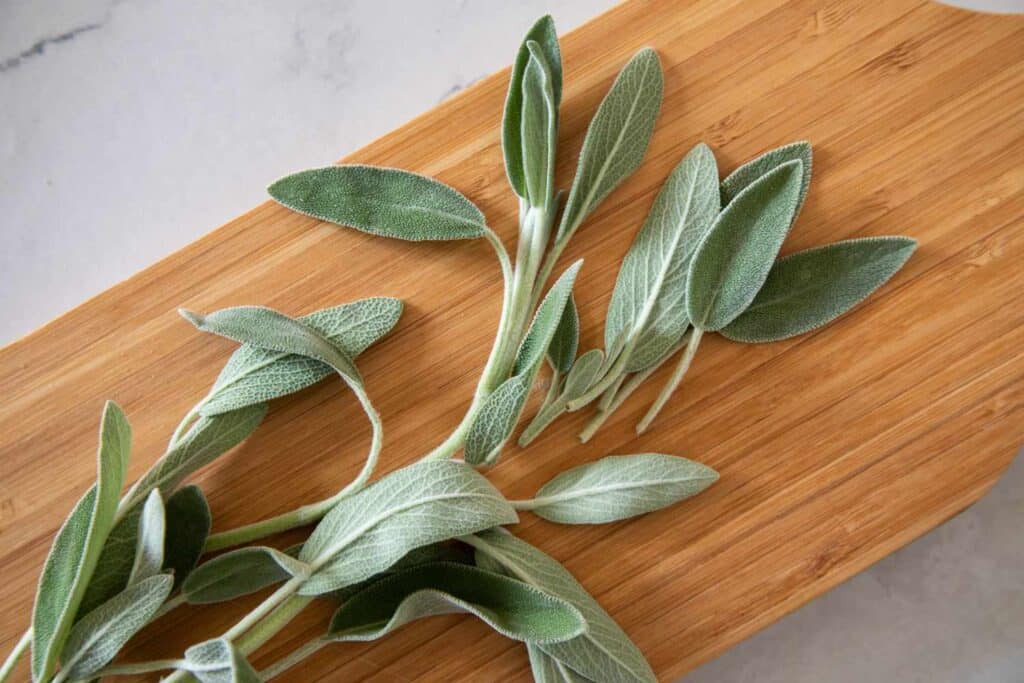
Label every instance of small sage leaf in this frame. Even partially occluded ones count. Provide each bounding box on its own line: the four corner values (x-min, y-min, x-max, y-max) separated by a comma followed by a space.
469, 528, 656, 683
503, 15, 562, 197
465, 374, 531, 466
297, 461, 517, 595
268, 165, 486, 241
127, 489, 165, 585
720, 141, 812, 221
529, 645, 594, 682
514, 261, 584, 377
77, 504, 142, 617
721, 236, 916, 343
60, 574, 173, 679
520, 40, 558, 208
605, 143, 720, 371
557, 48, 663, 243
328, 542, 475, 602
326, 563, 585, 644
562, 349, 606, 402
200, 297, 402, 416
163, 485, 213, 590
184, 638, 261, 683
32, 401, 131, 682
526, 454, 718, 524
686, 160, 803, 331
183, 547, 309, 605
547, 296, 579, 375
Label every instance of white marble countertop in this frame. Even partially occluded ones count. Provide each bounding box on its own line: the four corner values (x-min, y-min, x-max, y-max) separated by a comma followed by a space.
1, 1, 1021, 681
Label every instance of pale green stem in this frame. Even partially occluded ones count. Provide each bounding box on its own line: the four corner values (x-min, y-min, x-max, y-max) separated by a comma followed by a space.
518, 395, 569, 447
636, 328, 705, 434
597, 373, 627, 412
564, 336, 636, 412
235, 595, 313, 655
91, 658, 189, 678
260, 638, 328, 680
224, 577, 305, 642
0, 630, 30, 683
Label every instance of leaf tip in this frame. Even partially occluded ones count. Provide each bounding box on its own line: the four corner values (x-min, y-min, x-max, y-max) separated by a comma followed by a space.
178, 308, 204, 328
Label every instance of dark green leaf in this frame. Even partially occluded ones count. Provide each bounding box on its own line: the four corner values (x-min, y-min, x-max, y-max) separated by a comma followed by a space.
547, 296, 579, 374
183, 547, 309, 605
163, 485, 212, 591
327, 542, 474, 602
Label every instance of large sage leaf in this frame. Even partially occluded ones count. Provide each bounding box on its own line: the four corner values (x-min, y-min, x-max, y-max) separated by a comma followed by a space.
557, 48, 663, 243
297, 461, 517, 595
326, 563, 585, 644
200, 297, 402, 416
469, 528, 656, 683
720, 141, 812, 220
547, 296, 579, 375
163, 485, 213, 590
526, 454, 718, 524
184, 639, 261, 683
529, 645, 594, 682
686, 160, 803, 331
504, 15, 562, 198
269, 165, 486, 241
59, 574, 173, 679
721, 236, 916, 343
31, 401, 131, 682
127, 489, 165, 584
605, 144, 720, 371
183, 547, 309, 604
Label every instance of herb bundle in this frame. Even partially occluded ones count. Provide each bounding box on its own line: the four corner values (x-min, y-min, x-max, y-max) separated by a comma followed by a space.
0, 14, 913, 683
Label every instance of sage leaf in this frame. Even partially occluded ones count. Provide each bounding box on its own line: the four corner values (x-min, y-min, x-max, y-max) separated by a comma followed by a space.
200, 297, 402, 416
525, 454, 718, 524
721, 236, 917, 343
504, 15, 562, 198
127, 489, 165, 585
328, 541, 475, 602
126, 404, 267, 507
720, 141, 812, 221
77, 505, 142, 617
557, 48, 663, 243
562, 349, 606, 402
183, 547, 309, 605
163, 485, 213, 590
297, 461, 517, 596
31, 401, 131, 682
326, 563, 585, 644
686, 160, 803, 331
529, 645, 594, 682
184, 638, 261, 683
268, 165, 486, 241
60, 574, 173, 679
547, 296, 579, 375
605, 144, 719, 371
520, 40, 558, 208
514, 261, 584, 377
465, 374, 531, 466
469, 528, 656, 683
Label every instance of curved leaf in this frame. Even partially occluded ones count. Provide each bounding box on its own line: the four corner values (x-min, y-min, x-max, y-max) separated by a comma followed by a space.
127, 490, 165, 584
465, 374, 531, 466
721, 141, 812, 220
327, 542, 474, 603
184, 639, 261, 683
547, 297, 579, 375
529, 645, 594, 682
562, 349, 606, 402
269, 165, 486, 241
163, 485, 213, 591
183, 546, 309, 604
520, 41, 558, 208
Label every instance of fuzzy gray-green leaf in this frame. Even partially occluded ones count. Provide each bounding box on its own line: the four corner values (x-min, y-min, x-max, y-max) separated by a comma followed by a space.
515, 262, 583, 376
606, 143, 720, 371
127, 489, 165, 584
547, 296, 579, 374
465, 374, 531, 466
183, 547, 309, 604
469, 528, 655, 683
529, 645, 594, 682
200, 297, 402, 416
520, 41, 558, 208
721, 141, 812, 220
557, 48, 663, 243
31, 401, 131, 682
269, 165, 486, 241
163, 485, 212, 590
721, 236, 916, 343
297, 461, 517, 595
562, 349, 605, 401
184, 639, 261, 683
527, 454, 718, 524
686, 160, 803, 331
326, 562, 585, 644
60, 574, 173, 679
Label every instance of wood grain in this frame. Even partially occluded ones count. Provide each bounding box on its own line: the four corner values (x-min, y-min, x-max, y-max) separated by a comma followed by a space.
1, 0, 1022, 680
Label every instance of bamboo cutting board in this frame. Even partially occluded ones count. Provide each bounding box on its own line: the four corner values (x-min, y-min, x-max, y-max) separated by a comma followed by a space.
1, 0, 1022, 680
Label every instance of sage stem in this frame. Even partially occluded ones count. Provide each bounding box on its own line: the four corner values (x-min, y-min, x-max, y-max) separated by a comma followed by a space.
0, 629, 29, 683
637, 327, 704, 433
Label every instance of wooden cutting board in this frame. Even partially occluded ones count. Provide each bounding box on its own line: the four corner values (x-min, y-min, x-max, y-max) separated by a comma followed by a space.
1, 0, 1022, 680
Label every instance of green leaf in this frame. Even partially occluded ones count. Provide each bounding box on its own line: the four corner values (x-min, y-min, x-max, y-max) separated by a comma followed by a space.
606, 143, 720, 371
686, 160, 803, 331
268, 165, 486, 241
557, 48, 663, 243
525, 454, 718, 524
183, 547, 310, 604
327, 542, 475, 602
469, 528, 656, 683
184, 639, 261, 683
127, 490, 165, 584
721, 236, 916, 343
528, 645, 594, 682
326, 563, 585, 644
519, 41, 558, 208
60, 574, 173, 679
503, 15, 562, 197
720, 141, 812, 221
547, 296, 579, 374
77, 505, 142, 617
163, 485, 213, 591
562, 349, 606, 402
465, 374, 531, 466
297, 461, 517, 595
125, 404, 267, 508
515, 262, 583, 377
32, 401, 131, 682
200, 297, 402, 416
